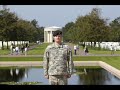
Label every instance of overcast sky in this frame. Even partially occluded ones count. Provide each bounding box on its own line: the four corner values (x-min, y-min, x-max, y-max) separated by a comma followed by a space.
2, 5, 120, 27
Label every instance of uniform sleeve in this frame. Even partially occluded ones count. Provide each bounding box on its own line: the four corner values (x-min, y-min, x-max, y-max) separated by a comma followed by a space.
67, 49, 74, 75
43, 46, 50, 76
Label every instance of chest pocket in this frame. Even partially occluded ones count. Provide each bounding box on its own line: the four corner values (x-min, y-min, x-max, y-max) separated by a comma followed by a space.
49, 47, 67, 61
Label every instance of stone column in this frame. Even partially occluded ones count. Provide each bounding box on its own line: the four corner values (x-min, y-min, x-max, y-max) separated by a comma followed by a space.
50, 30, 52, 43
46, 31, 47, 43
51, 31, 53, 42
48, 31, 50, 43
45, 31, 47, 43
44, 31, 46, 43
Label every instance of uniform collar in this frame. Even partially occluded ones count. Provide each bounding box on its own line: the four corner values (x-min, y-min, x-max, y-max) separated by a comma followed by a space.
54, 42, 63, 48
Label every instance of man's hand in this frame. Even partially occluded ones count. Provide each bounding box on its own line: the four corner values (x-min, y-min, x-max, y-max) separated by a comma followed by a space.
45, 75, 49, 79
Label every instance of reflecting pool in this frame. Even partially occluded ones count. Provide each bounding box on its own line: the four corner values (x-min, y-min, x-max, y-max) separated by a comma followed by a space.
0, 67, 120, 85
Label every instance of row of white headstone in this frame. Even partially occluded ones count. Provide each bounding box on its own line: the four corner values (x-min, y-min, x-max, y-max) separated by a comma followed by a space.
0, 41, 29, 49
84, 42, 120, 50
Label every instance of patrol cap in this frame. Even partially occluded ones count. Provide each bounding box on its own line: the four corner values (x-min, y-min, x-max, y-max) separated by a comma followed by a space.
53, 30, 62, 37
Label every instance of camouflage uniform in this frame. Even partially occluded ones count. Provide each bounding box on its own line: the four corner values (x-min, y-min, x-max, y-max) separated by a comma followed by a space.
43, 42, 74, 85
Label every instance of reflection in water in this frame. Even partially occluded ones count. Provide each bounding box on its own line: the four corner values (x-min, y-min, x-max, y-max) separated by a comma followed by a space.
10, 68, 13, 76
75, 68, 112, 85
84, 68, 87, 75
0, 67, 120, 85
0, 67, 26, 82
16, 68, 19, 75
24, 68, 28, 78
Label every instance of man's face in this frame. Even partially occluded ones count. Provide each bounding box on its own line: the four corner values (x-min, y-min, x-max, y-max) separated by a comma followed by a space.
54, 35, 62, 43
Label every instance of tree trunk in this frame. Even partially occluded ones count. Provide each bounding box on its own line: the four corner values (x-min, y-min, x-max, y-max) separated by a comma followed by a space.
98, 42, 101, 50
91, 42, 92, 48
2, 40, 4, 50
94, 42, 96, 47
14, 41, 15, 46
7, 41, 9, 49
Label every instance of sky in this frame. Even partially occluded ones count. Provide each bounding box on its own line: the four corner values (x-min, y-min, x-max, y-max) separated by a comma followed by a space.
1, 5, 120, 27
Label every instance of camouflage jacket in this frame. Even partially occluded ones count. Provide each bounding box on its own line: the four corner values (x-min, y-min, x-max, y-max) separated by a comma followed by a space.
43, 42, 74, 76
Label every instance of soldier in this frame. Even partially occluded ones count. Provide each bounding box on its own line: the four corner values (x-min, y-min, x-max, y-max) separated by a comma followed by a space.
43, 30, 74, 85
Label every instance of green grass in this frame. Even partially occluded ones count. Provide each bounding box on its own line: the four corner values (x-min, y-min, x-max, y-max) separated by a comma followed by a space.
0, 49, 10, 55
1, 43, 120, 70
0, 56, 120, 70
0, 81, 42, 85
0, 66, 43, 69
0, 57, 43, 61
68, 43, 120, 55
73, 56, 120, 61
27, 43, 50, 55
73, 56, 120, 69
88, 49, 120, 55
79, 45, 120, 55
0, 43, 50, 55
1, 42, 120, 55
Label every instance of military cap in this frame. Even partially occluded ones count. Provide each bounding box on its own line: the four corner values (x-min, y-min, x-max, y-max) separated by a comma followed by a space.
53, 30, 62, 36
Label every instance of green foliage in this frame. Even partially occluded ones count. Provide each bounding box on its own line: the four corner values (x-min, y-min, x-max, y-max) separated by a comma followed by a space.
62, 22, 75, 42
63, 8, 110, 43
0, 81, 41, 85
109, 17, 120, 41
0, 57, 42, 61
27, 43, 49, 55
0, 9, 44, 50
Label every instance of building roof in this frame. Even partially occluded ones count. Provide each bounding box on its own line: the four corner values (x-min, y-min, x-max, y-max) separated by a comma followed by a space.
44, 26, 62, 31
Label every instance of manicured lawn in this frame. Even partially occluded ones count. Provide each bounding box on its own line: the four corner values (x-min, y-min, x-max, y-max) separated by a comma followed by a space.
0, 57, 42, 61
0, 49, 10, 55
73, 56, 120, 69
66, 43, 120, 55
1, 42, 120, 55
27, 43, 50, 55
75, 45, 120, 55
88, 49, 120, 55
0, 81, 41, 85
1, 43, 120, 70
0, 43, 50, 55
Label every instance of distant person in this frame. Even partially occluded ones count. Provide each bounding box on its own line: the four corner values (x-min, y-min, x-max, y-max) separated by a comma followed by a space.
74, 45, 77, 55
24, 47, 27, 56
84, 46, 89, 55
21, 44, 24, 54
15, 46, 19, 55
24, 43, 29, 56
25, 43, 29, 48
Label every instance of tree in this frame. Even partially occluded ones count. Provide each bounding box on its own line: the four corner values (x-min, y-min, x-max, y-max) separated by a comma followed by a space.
0, 9, 18, 49
109, 17, 120, 41
30, 19, 44, 42
74, 8, 110, 48
0, 9, 44, 50
62, 22, 75, 42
